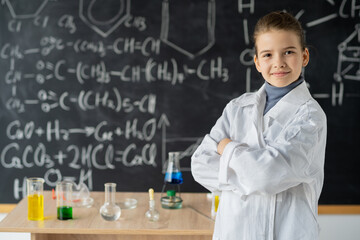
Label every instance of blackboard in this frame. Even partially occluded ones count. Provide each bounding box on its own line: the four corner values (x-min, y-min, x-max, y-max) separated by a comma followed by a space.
0, 0, 359, 204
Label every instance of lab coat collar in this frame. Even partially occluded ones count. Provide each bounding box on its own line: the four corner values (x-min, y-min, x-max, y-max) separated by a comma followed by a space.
265, 81, 312, 125
237, 84, 266, 107
236, 81, 312, 126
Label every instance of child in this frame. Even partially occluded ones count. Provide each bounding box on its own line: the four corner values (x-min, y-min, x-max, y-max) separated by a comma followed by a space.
191, 11, 327, 240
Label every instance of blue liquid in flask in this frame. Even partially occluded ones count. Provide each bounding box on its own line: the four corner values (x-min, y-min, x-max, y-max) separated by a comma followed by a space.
165, 172, 183, 184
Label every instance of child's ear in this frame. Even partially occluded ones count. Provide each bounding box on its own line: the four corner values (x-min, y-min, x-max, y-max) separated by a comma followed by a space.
254, 55, 262, 73
302, 48, 310, 67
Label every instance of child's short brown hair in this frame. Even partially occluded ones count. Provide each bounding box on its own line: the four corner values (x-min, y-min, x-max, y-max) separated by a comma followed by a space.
253, 11, 306, 55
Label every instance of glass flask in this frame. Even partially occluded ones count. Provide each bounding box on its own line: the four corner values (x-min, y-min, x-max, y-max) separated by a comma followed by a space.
100, 183, 121, 221
164, 152, 183, 184
161, 152, 183, 209
27, 177, 45, 221
145, 188, 159, 221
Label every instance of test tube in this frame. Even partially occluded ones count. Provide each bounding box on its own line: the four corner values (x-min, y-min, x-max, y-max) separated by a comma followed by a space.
211, 191, 220, 218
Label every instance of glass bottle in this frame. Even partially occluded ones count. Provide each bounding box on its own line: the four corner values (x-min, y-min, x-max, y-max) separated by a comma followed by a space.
145, 188, 159, 221
100, 183, 121, 221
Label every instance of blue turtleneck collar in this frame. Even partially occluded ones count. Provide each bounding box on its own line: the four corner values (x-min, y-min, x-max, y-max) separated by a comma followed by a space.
263, 76, 304, 115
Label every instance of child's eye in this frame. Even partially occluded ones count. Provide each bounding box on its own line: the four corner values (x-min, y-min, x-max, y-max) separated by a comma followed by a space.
262, 53, 271, 58
284, 51, 294, 55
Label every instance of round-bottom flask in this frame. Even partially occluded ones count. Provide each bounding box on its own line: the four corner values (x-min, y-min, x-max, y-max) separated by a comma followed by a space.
145, 199, 160, 221
145, 188, 159, 221
100, 183, 121, 221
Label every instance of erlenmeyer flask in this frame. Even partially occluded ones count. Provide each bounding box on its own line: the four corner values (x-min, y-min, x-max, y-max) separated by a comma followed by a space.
164, 152, 183, 184
161, 152, 183, 209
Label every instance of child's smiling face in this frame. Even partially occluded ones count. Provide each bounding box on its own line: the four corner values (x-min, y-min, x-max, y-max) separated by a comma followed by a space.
254, 30, 309, 87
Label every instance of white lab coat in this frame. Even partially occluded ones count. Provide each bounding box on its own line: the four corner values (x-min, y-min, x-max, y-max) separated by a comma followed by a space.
191, 81, 327, 240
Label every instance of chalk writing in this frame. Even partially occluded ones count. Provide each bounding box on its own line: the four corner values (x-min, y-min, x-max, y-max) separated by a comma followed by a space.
0, 0, 359, 204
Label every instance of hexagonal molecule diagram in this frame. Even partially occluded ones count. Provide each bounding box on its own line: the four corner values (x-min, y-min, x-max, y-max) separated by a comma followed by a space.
4, 0, 48, 19
333, 24, 360, 106
79, 0, 130, 38
160, 0, 216, 59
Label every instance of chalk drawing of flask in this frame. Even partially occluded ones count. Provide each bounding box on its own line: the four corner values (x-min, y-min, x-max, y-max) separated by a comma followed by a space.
160, 0, 216, 59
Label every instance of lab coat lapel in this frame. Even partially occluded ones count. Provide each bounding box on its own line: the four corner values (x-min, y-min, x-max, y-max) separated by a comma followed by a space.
264, 81, 312, 127
252, 85, 267, 147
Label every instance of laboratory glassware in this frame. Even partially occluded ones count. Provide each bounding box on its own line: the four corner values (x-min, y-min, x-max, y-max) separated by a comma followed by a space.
56, 181, 73, 220
27, 177, 45, 221
100, 183, 121, 221
161, 152, 183, 209
145, 188, 159, 221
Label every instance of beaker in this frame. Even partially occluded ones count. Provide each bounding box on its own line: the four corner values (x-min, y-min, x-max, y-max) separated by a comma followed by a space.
100, 183, 121, 221
27, 177, 45, 221
56, 181, 73, 220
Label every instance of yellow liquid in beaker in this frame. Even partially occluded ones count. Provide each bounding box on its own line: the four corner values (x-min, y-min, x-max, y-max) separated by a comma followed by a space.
28, 194, 44, 221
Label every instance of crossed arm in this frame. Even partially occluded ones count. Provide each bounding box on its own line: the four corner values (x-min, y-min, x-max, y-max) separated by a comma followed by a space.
217, 138, 232, 155
192, 102, 326, 196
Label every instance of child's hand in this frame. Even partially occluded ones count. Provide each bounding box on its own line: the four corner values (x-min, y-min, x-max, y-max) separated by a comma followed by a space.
217, 138, 232, 155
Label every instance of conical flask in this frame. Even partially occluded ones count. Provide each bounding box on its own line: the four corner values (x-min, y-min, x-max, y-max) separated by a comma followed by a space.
164, 152, 183, 184
161, 152, 183, 209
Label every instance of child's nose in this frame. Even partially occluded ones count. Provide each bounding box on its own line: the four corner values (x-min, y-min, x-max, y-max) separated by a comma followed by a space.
274, 56, 286, 68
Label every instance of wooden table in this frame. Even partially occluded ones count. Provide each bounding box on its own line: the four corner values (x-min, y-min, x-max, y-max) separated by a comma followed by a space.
0, 191, 214, 240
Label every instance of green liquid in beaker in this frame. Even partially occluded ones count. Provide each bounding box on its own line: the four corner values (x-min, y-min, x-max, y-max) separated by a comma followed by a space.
57, 206, 73, 220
